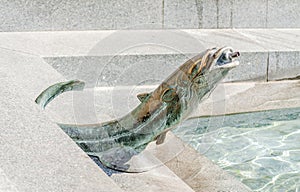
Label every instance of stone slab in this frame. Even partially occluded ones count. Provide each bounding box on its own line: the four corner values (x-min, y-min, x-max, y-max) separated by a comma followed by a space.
0, 49, 123, 191
193, 80, 300, 117
0, 47, 80, 123
115, 132, 252, 192
0, 29, 299, 57
200, 0, 218, 28
165, 0, 299, 29
163, 133, 252, 192
0, 0, 162, 32
111, 165, 195, 192
235, 29, 300, 52
216, 0, 232, 28
231, 0, 267, 28
267, 0, 300, 28
223, 51, 268, 82
42, 51, 268, 87
1, 0, 299, 31
268, 51, 300, 81
1, 29, 299, 86
163, 0, 199, 29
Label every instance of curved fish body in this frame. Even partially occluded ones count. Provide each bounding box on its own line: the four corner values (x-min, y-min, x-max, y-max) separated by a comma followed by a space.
37, 47, 240, 172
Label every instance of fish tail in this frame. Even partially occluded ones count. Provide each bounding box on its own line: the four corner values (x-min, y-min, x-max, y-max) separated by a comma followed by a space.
35, 79, 85, 108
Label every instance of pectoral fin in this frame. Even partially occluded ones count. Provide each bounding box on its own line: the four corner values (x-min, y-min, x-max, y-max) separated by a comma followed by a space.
155, 132, 167, 145
137, 92, 151, 102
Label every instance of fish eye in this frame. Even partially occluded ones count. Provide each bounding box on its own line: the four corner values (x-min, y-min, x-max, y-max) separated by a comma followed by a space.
221, 53, 227, 61
221, 52, 230, 61
216, 51, 232, 66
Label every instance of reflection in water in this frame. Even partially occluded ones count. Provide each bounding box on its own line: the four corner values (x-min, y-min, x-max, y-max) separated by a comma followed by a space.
174, 107, 300, 192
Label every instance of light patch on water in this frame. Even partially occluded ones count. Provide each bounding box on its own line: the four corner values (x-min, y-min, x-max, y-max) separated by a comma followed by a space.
174, 107, 300, 192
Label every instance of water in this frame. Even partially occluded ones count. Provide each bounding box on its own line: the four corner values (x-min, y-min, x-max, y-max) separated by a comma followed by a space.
174, 107, 300, 192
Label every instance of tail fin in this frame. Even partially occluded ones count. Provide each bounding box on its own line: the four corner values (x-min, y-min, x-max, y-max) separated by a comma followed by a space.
35, 79, 85, 108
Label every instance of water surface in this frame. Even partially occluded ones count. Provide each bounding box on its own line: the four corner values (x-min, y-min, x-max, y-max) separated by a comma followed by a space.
174, 107, 300, 192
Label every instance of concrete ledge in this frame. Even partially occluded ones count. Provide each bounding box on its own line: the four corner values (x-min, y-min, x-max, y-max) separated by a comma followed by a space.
43, 51, 268, 87
1, 29, 298, 86
112, 132, 252, 192
0, 49, 123, 191
195, 80, 300, 117
163, 133, 252, 192
268, 51, 300, 81
110, 164, 195, 192
1, 29, 299, 57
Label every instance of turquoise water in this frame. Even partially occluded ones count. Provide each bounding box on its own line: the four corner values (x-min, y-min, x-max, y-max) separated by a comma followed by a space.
174, 107, 300, 192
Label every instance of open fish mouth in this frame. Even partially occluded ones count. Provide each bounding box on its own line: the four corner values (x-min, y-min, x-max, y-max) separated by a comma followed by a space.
214, 48, 240, 69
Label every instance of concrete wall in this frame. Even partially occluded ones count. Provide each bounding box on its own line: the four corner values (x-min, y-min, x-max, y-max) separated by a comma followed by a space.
1, 0, 299, 31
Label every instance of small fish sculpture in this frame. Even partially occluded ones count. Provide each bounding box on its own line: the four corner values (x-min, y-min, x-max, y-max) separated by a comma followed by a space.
36, 47, 240, 172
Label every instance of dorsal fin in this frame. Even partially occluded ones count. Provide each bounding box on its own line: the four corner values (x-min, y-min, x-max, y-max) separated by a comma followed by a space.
137, 92, 150, 102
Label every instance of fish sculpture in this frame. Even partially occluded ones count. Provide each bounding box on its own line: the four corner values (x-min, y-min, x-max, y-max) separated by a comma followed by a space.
36, 47, 240, 172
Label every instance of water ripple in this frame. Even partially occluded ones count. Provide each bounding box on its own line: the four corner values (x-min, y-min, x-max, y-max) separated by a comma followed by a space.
174, 107, 300, 192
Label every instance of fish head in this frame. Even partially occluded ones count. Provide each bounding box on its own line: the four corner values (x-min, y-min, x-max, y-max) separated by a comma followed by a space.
133, 47, 240, 126
190, 47, 240, 89
186, 47, 240, 102
208, 47, 240, 71
189, 47, 240, 79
